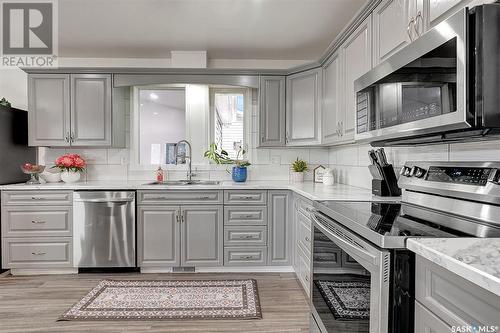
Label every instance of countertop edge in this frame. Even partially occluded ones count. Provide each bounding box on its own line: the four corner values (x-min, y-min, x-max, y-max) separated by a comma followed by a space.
407, 238, 500, 297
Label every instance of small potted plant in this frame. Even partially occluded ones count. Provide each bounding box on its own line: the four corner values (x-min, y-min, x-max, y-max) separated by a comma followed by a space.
291, 158, 308, 182
54, 154, 86, 183
204, 143, 251, 182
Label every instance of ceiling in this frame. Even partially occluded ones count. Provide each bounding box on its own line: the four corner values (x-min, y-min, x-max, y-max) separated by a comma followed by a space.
58, 0, 366, 60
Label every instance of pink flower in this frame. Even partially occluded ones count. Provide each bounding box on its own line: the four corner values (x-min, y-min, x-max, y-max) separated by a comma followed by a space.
61, 156, 74, 167
74, 157, 85, 168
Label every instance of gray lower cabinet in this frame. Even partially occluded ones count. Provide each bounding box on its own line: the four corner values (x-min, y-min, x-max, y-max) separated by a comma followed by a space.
268, 190, 291, 265
1, 190, 74, 272
181, 206, 223, 267
259, 76, 286, 147
415, 301, 451, 333
224, 247, 267, 266
137, 200, 223, 268
415, 256, 500, 330
137, 206, 181, 267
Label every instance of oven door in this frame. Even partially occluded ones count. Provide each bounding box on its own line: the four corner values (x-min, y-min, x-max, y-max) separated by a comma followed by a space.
354, 8, 467, 143
311, 212, 391, 333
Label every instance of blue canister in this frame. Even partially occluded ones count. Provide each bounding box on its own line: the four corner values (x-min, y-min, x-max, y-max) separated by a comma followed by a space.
232, 166, 247, 182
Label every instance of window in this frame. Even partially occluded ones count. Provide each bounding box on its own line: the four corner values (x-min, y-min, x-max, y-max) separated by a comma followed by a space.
138, 88, 185, 165
211, 89, 245, 159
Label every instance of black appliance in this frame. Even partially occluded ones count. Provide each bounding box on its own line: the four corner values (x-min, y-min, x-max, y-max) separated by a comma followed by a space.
311, 161, 500, 333
354, 4, 500, 146
0, 105, 37, 272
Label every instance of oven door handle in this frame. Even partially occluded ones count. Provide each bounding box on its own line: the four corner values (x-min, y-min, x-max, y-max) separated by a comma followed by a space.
311, 213, 378, 266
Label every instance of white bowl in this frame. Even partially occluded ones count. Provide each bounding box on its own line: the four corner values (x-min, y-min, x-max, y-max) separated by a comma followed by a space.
40, 169, 62, 183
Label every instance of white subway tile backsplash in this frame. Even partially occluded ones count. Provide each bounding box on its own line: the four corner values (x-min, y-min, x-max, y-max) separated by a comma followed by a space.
66, 149, 108, 165
251, 148, 270, 165
86, 165, 127, 181
391, 145, 448, 167
275, 148, 310, 165
449, 140, 500, 161
335, 145, 358, 166
108, 149, 129, 165
309, 148, 330, 165
43, 148, 66, 165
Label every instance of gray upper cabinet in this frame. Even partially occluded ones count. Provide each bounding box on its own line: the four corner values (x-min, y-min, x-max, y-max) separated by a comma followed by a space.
259, 76, 286, 147
286, 68, 322, 146
137, 206, 181, 267
341, 14, 373, 141
268, 191, 291, 265
181, 205, 223, 267
70, 74, 112, 146
28, 74, 71, 147
322, 51, 344, 145
28, 73, 113, 147
373, 0, 423, 65
424, 0, 472, 29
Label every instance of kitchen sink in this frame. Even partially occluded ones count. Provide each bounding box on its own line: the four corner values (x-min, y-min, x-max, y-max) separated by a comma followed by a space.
145, 180, 220, 186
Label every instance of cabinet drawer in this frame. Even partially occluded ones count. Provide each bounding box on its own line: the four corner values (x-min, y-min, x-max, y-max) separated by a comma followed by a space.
415, 301, 451, 333
138, 190, 223, 205
224, 190, 267, 205
416, 256, 500, 328
2, 191, 73, 206
297, 244, 311, 296
224, 206, 267, 226
224, 226, 267, 246
297, 211, 312, 257
224, 247, 267, 266
1, 206, 72, 237
2, 237, 72, 268
296, 196, 314, 218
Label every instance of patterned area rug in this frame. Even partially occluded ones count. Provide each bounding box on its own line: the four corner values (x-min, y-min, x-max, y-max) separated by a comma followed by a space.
315, 279, 370, 320
60, 279, 262, 321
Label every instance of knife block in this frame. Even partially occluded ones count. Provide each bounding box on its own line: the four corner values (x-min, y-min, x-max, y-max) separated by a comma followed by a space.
372, 164, 401, 197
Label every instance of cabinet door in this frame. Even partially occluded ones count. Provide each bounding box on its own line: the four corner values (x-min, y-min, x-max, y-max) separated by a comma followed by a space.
342, 15, 372, 141
259, 76, 286, 147
425, 0, 471, 29
181, 205, 223, 267
137, 206, 180, 267
286, 68, 322, 146
70, 74, 112, 146
322, 51, 343, 144
268, 191, 291, 265
415, 302, 451, 333
28, 74, 71, 147
373, 0, 413, 65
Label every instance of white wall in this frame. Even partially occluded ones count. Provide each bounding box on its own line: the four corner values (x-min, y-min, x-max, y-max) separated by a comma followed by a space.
328, 140, 500, 189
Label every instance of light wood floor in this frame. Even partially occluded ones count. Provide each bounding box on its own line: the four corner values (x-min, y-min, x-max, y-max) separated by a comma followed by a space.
0, 272, 311, 333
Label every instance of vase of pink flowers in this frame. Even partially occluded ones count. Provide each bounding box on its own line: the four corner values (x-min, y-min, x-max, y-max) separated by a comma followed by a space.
54, 154, 86, 183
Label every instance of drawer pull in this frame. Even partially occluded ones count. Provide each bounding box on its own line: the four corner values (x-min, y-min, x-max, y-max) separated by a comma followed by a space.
237, 235, 258, 240
234, 195, 256, 200
240, 214, 255, 218
31, 220, 46, 224
241, 255, 255, 260
305, 236, 311, 243
31, 252, 46, 256
150, 197, 167, 200
31, 197, 45, 200
196, 196, 211, 200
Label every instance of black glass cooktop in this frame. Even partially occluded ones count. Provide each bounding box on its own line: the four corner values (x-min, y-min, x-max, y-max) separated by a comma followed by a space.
316, 201, 463, 238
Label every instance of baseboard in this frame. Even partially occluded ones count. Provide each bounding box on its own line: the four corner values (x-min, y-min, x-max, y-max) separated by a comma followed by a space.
140, 266, 295, 273
10, 268, 78, 276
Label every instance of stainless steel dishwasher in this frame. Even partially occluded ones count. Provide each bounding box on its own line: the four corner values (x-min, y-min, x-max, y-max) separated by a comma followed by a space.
73, 191, 135, 268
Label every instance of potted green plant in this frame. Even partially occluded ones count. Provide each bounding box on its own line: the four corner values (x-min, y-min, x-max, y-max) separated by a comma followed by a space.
291, 158, 308, 182
204, 143, 251, 182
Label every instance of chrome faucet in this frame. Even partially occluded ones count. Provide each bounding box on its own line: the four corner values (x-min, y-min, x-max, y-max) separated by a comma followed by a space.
175, 140, 193, 181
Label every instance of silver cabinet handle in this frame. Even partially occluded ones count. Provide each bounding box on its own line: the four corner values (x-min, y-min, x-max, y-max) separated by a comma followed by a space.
195, 196, 210, 200
31, 220, 46, 224
70, 132, 75, 143
407, 18, 415, 41
237, 235, 258, 240
241, 255, 254, 260
65, 132, 70, 143
181, 210, 186, 223
340, 121, 343, 137
414, 11, 423, 37
31, 252, 46, 256
175, 211, 180, 223
31, 197, 45, 200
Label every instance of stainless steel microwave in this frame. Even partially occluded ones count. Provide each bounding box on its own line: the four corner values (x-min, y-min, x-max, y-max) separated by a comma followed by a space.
354, 4, 500, 146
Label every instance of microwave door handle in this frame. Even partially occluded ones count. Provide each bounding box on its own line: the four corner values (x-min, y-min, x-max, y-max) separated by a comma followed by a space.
311, 213, 378, 266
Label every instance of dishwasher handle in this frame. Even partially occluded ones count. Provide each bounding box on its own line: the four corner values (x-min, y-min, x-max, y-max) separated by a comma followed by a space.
75, 198, 134, 203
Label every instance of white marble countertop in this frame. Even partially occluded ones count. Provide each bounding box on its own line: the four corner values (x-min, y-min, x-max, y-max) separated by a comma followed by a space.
0, 180, 398, 202
407, 238, 500, 297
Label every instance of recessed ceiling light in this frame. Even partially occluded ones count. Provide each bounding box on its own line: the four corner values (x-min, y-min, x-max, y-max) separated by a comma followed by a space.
150, 93, 159, 100
153, 112, 159, 115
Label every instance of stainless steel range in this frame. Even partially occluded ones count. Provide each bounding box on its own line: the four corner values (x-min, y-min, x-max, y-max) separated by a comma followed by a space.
311, 162, 500, 333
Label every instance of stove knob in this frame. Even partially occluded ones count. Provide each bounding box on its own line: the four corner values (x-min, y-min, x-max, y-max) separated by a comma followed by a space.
410, 166, 426, 178
400, 166, 412, 177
